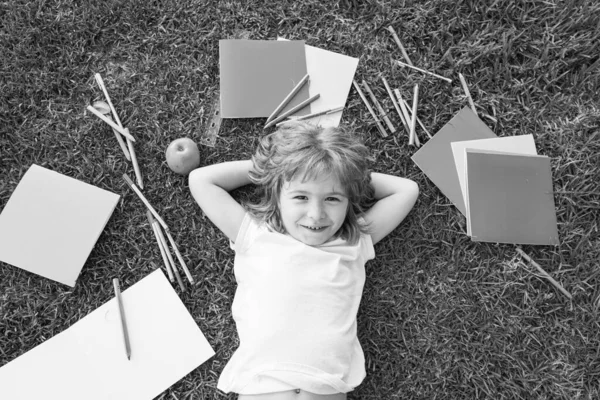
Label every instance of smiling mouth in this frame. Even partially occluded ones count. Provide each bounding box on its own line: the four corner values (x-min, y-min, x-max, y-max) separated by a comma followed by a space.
300, 225, 327, 231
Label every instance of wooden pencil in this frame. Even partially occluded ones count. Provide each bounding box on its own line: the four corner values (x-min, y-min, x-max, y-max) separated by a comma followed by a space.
86, 106, 136, 141
155, 221, 186, 292
458, 73, 477, 115
362, 80, 396, 134
147, 210, 174, 282
122, 173, 169, 231
381, 76, 408, 131
516, 247, 572, 300
112, 278, 131, 360
397, 94, 432, 139
164, 229, 194, 285
264, 93, 320, 129
266, 74, 309, 124
410, 84, 420, 146
124, 128, 143, 190
386, 26, 414, 66
292, 106, 344, 122
395, 60, 452, 83
92, 101, 131, 161
352, 80, 387, 137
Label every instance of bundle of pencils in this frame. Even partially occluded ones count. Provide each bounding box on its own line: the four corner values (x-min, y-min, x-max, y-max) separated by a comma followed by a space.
86, 73, 144, 190
122, 173, 194, 292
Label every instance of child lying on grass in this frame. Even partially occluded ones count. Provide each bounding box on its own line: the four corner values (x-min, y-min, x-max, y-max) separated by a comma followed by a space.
190, 122, 418, 399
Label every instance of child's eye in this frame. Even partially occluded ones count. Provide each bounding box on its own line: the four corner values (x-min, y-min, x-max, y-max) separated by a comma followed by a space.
326, 197, 341, 202
293, 195, 308, 200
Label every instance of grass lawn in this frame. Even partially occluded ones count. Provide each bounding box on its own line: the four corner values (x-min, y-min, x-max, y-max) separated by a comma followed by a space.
1, 0, 599, 399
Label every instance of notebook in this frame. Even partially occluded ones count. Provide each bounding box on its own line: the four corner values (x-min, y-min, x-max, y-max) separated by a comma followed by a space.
465, 149, 559, 245
411, 107, 497, 215
0, 164, 120, 286
219, 39, 310, 118
451, 134, 537, 212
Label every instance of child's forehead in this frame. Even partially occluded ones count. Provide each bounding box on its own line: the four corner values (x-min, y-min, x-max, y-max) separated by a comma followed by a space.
282, 172, 346, 193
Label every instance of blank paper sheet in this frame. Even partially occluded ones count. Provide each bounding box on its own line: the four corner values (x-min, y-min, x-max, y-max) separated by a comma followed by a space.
0, 269, 215, 400
0, 164, 120, 286
278, 37, 359, 127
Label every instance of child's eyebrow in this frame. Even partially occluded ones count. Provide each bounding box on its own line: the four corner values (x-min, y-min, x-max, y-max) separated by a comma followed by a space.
288, 189, 347, 197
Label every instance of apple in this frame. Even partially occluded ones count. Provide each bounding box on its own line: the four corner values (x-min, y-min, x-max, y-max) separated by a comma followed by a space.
165, 138, 201, 175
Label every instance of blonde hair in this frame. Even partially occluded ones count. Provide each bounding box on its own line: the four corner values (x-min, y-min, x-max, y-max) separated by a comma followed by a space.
247, 121, 374, 244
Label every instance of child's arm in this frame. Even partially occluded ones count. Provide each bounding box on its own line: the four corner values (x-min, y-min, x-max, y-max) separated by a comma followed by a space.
188, 160, 252, 241
363, 172, 419, 245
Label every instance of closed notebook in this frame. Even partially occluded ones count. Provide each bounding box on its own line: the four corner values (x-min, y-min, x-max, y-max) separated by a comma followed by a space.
0, 164, 120, 286
465, 149, 559, 245
451, 134, 538, 218
219, 39, 310, 118
411, 107, 497, 215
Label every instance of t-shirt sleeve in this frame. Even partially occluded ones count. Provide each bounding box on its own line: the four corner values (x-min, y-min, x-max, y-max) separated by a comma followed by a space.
357, 217, 375, 261
361, 232, 375, 262
230, 212, 260, 253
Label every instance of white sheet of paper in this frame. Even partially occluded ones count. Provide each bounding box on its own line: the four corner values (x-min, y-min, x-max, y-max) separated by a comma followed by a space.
279, 38, 359, 127
0, 269, 215, 399
0, 164, 120, 287
451, 134, 537, 212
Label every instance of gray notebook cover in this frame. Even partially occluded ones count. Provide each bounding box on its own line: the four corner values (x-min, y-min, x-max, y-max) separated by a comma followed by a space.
219, 40, 310, 118
411, 107, 496, 215
465, 149, 559, 245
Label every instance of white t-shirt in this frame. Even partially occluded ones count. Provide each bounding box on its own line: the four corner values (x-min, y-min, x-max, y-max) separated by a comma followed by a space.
217, 213, 375, 395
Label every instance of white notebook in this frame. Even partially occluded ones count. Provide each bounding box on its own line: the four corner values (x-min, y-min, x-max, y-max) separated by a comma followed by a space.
0, 164, 120, 286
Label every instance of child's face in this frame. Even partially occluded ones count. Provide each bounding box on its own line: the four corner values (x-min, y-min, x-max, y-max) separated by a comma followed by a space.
279, 173, 349, 246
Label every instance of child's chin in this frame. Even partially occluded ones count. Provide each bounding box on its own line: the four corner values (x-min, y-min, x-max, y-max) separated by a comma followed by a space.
296, 233, 330, 246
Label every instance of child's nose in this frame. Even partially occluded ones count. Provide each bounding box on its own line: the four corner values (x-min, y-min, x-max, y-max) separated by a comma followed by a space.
307, 201, 325, 220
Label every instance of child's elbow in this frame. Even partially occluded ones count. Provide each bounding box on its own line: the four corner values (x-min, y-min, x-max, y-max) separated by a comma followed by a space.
405, 179, 419, 200
188, 168, 206, 193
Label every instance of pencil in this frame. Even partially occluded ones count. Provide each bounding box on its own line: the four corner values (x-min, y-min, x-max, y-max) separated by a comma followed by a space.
95, 74, 143, 186
147, 211, 174, 282
124, 128, 143, 190
112, 278, 131, 360
164, 229, 194, 284
86, 106, 136, 141
264, 93, 321, 129
92, 101, 131, 161
352, 80, 388, 137
380, 76, 408, 131
394, 60, 453, 83
294, 105, 344, 121
393, 89, 412, 131
266, 74, 310, 124
458, 73, 477, 115
122, 173, 169, 231
395, 93, 432, 139
386, 26, 414, 66
155, 221, 185, 291
410, 84, 420, 146
152, 222, 174, 282
95, 74, 124, 128
362, 80, 396, 134
515, 247, 572, 300
279, 105, 344, 125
